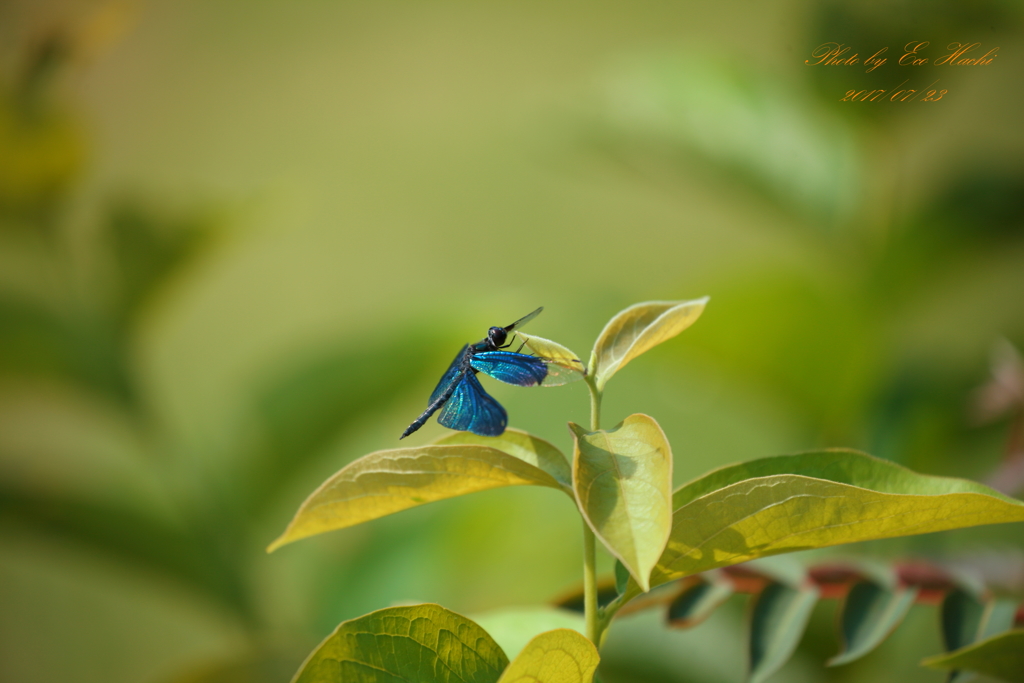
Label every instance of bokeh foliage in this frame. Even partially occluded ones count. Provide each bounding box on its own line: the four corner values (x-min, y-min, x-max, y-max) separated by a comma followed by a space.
1, 1, 1022, 682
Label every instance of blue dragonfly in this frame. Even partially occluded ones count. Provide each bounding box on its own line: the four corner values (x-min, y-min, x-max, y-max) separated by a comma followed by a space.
401, 307, 581, 439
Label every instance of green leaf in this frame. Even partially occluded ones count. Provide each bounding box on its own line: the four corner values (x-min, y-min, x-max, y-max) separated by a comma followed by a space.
643, 449, 1024, 591
748, 581, 819, 683
570, 414, 673, 592
671, 449, 1024, 508
496, 629, 600, 683
269, 439, 571, 551
588, 298, 708, 389
435, 428, 572, 489
514, 332, 587, 385
828, 580, 918, 666
614, 560, 630, 596
666, 573, 734, 629
292, 603, 509, 683
922, 630, 1024, 683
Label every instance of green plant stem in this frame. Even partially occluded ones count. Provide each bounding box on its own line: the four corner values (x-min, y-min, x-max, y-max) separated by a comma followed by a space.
582, 374, 604, 646
597, 593, 626, 642
582, 520, 600, 643
586, 376, 602, 432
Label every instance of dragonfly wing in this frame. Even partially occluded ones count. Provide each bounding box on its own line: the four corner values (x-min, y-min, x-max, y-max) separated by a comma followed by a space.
438, 372, 507, 436
428, 345, 470, 405
503, 306, 543, 333
536, 358, 586, 387
470, 351, 549, 387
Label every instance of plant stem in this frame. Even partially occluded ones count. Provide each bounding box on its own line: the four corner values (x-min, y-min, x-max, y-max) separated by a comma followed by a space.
582, 374, 604, 645
586, 376, 602, 432
597, 591, 627, 642
582, 520, 600, 643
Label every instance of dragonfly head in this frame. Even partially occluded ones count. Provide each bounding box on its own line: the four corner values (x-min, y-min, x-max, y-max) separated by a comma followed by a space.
487, 326, 507, 349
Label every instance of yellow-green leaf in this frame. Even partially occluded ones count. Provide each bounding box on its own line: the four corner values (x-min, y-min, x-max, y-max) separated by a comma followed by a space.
515, 332, 587, 385
922, 630, 1024, 683
436, 428, 572, 489
496, 629, 600, 683
571, 414, 673, 592
269, 441, 570, 551
292, 603, 509, 683
589, 298, 708, 389
617, 450, 1024, 600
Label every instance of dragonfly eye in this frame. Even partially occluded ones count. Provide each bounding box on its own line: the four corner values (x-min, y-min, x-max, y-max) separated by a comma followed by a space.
488, 326, 507, 347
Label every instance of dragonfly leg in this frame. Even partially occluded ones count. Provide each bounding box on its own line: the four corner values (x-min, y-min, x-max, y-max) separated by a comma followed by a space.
498, 333, 529, 354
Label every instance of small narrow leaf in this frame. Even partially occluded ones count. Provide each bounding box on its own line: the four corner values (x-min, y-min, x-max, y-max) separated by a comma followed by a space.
292, 603, 509, 683
270, 441, 570, 551
515, 332, 587, 385
942, 591, 1020, 683
828, 580, 919, 666
942, 589, 982, 683
666, 574, 735, 629
589, 298, 708, 389
436, 428, 572, 489
979, 598, 1019, 639
942, 588, 987, 654
922, 630, 1024, 683
496, 629, 600, 683
570, 414, 673, 592
748, 581, 820, 683
614, 560, 631, 596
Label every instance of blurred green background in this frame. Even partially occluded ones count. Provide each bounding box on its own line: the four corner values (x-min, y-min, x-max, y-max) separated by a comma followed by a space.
1, 1, 1023, 682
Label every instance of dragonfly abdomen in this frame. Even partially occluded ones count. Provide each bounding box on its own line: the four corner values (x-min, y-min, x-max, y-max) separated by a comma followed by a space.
400, 376, 463, 440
